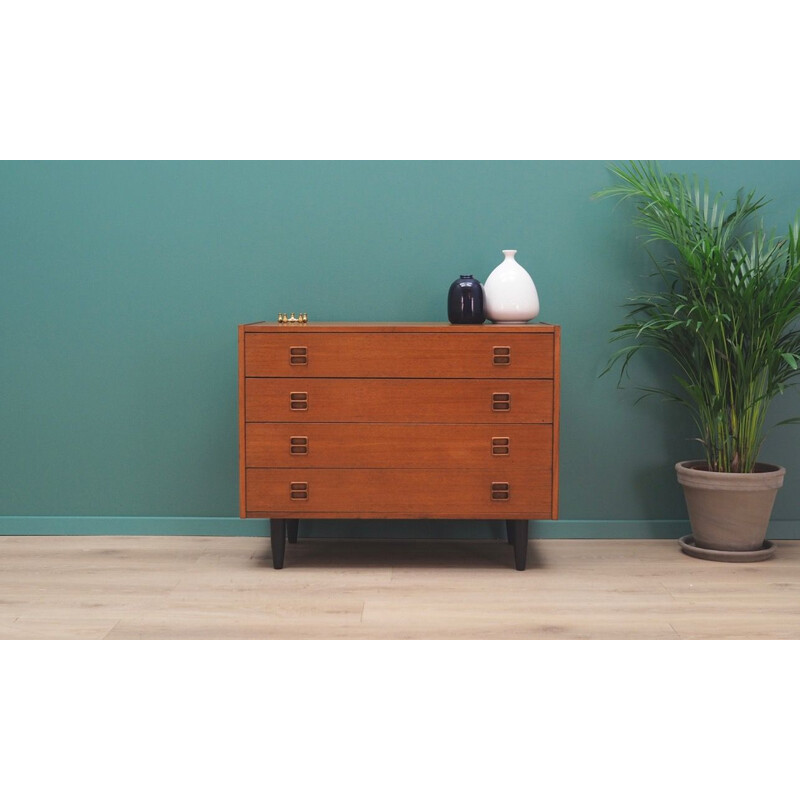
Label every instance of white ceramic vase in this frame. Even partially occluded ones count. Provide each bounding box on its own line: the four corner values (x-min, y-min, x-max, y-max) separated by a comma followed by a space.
483, 249, 540, 324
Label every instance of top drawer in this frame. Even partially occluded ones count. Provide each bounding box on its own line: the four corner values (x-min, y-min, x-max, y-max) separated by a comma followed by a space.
244, 332, 555, 378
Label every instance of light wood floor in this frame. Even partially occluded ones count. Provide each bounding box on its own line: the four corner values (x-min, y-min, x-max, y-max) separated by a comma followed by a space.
0, 535, 798, 639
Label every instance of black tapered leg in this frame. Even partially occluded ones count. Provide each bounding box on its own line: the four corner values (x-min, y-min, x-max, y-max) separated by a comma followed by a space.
509, 519, 529, 570
287, 519, 299, 544
505, 520, 514, 545
270, 518, 287, 569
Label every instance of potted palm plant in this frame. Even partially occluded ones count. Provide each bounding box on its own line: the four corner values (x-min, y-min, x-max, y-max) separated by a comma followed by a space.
597, 161, 800, 561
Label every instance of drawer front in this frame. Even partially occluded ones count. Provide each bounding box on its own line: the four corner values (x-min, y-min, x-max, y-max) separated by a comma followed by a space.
245, 378, 553, 423
245, 468, 553, 517
245, 422, 553, 468
244, 332, 554, 378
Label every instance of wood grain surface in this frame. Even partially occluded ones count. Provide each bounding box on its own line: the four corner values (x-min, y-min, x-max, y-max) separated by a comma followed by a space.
244, 331, 555, 378
245, 467, 553, 516
245, 422, 553, 468
1, 536, 797, 639
244, 378, 554, 423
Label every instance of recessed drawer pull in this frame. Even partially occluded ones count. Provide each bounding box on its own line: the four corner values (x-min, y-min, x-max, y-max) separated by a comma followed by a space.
492, 392, 511, 412
289, 392, 308, 411
491, 481, 510, 501
492, 437, 510, 456
493, 346, 511, 366
289, 346, 308, 366
290, 436, 309, 455
290, 481, 309, 500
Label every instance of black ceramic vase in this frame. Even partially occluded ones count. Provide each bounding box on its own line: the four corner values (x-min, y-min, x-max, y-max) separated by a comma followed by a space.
447, 274, 485, 324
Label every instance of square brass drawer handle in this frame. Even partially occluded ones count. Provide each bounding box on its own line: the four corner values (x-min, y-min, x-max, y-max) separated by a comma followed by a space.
492, 392, 511, 412
290, 392, 308, 411
493, 346, 511, 366
289, 346, 308, 366
290, 481, 309, 500
491, 481, 510, 501
290, 436, 309, 455
492, 436, 510, 456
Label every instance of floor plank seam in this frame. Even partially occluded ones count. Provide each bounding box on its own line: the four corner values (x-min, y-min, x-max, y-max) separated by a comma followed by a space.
103, 620, 124, 639
660, 582, 678, 600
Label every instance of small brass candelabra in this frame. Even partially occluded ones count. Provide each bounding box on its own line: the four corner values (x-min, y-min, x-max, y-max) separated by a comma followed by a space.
277, 313, 308, 324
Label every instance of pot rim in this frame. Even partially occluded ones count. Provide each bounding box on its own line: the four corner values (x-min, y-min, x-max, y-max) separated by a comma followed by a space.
675, 460, 786, 491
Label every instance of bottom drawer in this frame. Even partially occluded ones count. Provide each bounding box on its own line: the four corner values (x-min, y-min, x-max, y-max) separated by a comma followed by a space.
245, 468, 553, 518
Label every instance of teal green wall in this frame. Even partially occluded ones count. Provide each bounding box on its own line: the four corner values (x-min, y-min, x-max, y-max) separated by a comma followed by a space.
2, 161, 800, 537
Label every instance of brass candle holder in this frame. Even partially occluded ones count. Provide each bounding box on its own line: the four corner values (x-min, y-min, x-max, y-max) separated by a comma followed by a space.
277, 313, 308, 324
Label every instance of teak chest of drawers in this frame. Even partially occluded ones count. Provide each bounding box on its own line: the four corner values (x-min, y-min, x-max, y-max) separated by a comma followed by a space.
238, 322, 560, 570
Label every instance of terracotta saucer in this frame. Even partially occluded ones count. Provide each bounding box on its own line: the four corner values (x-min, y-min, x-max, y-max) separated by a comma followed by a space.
678, 535, 776, 562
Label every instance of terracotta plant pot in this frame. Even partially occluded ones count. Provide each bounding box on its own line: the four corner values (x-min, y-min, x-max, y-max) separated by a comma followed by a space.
675, 460, 785, 552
